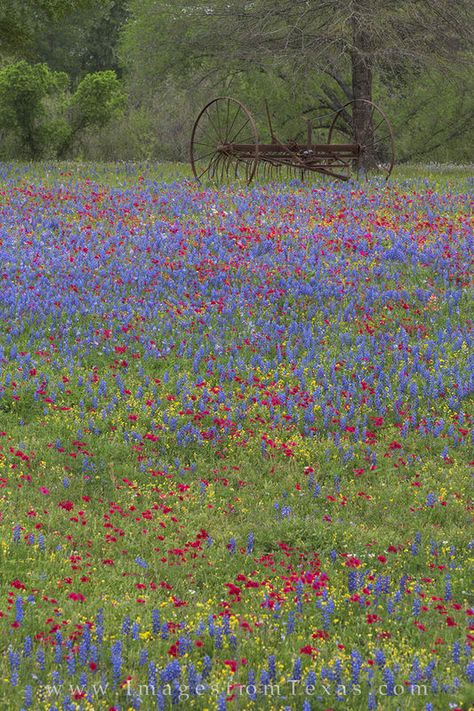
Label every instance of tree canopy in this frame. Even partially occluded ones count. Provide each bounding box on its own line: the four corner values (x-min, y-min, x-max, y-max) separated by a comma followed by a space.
0, 1, 92, 57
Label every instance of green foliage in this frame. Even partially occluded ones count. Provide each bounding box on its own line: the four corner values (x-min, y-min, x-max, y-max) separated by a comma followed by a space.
120, 0, 198, 100
0, 0, 93, 59
383, 68, 474, 163
31, 0, 128, 81
71, 71, 126, 129
0, 62, 126, 159
0, 61, 68, 157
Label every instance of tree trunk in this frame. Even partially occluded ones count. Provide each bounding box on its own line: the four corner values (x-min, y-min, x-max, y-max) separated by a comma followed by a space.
351, 4, 374, 171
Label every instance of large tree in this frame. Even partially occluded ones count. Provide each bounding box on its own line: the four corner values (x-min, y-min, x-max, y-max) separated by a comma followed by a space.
0, 0, 92, 59
31, 0, 128, 81
122, 0, 473, 167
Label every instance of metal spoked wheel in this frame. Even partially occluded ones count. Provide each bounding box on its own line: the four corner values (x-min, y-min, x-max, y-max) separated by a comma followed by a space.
190, 97, 259, 186
327, 99, 395, 180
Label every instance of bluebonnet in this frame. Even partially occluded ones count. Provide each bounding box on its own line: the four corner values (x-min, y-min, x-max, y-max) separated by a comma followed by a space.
268, 655, 276, 680
287, 611, 296, 634
152, 609, 160, 633
23, 636, 32, 658
110, 640, 122, 682
24, 685, 33, 708
15, 596, 23, 624
292, 657, 302, 681
444, 574, 452, 601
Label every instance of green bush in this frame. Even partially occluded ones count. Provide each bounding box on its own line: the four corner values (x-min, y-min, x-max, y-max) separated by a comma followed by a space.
0, 61, 68, 158
71, 70, 126, 129
0, 62, 127, 159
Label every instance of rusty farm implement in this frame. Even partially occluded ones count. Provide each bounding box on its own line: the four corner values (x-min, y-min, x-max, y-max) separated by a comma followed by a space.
190, 97, 395, 184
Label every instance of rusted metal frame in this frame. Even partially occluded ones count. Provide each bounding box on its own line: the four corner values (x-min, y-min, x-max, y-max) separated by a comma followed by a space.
255, 154, 351, 181
219, 143, 359, 155
219, 146, 357, 180
191, 96, 394, 185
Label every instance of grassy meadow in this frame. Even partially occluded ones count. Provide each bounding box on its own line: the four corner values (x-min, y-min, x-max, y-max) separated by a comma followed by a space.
0, 163, 472, 710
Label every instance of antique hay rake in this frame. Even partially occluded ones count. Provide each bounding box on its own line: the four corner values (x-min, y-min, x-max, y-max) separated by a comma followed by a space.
190, 97, 395, 184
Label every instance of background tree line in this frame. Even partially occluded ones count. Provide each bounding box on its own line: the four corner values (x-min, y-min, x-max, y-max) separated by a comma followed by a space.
0, 0, 472, 162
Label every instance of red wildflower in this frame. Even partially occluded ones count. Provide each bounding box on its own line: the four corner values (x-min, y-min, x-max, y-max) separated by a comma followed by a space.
223, 659, 237, 673
58, 500, 74, 511
300, 645, 318, 655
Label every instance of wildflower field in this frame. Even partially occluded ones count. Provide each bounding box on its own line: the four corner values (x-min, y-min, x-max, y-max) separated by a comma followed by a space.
0, 164, 472, 711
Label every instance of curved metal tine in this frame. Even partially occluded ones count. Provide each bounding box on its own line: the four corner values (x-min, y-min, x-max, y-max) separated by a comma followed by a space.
249, 160, 255, 185
249, 160, 256, 185
215, 153, 223, 182
196, 152, 219, 182
214, 153, 224, 182
218, 155, 226, 184
209, 154, 217, 182
223, 155, 230, 183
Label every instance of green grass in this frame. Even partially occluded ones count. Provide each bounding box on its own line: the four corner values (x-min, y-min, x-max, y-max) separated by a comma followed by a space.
0, 163, 472, 710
